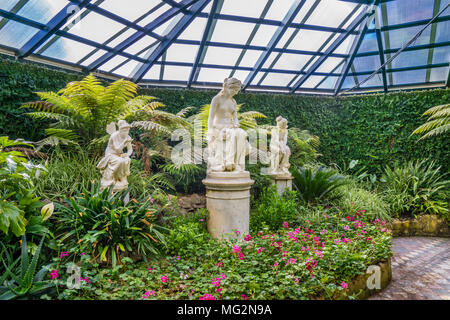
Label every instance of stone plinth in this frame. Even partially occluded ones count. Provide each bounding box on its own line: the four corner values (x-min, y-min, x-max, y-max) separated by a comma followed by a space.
269, 173, 294, 194
202, 171, 254, 240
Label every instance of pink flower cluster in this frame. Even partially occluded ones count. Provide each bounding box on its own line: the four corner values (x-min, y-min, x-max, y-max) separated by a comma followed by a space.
199, 293, 216, 300
79, 277, 91, 284
211, 273, 226, 287
160, 275, 168, 283
59, 251, 68, 259
285, 258, 296, 266
49, 269, 58, 279
257, 247, 265, 254
142, 290, 155, 299
232, 245, 244, 260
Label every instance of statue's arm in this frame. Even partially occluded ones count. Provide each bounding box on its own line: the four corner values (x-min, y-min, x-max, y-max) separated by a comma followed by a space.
208, 98, 217, 130
232, 100, 239, 128
125, 140, 133, 157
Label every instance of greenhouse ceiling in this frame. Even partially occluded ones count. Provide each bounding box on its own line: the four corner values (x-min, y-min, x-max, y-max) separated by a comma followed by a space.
0, 0, 449, 95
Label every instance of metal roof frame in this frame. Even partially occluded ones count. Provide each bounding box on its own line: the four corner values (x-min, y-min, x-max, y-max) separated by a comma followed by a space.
0, 0, 447, 95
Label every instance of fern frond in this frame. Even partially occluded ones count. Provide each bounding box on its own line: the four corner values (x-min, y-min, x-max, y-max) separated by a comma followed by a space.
132, 121, 171, 135
419, 124, 450, 140
176, 106, 195, 117
422, 104, 449, 116
44, 128, 80, 142
239, 111, 267, 119
25, 112, 75, 126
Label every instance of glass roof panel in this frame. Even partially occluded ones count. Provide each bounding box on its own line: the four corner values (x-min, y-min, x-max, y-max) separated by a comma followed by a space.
124, 36, 158, 55
41, 37, 97, 63
317, 76, 337, 89
112, 59, 141, 77
435, 19, 450, 43
16, 0, 68, 25
305, 0, 357, 28
261, 73, 295, 87
98, 55, 128, 72
316, 57, 344, 73
203, 46, 241, 66
68, 12, 126, 44
99, 0, 162, 22
392, 69, 426, 85
210, 20, 255, 45
264, 0, 292, 21
177, 17, 207, 41
432, 46, 450, 64
341, 75, 355, 89
142, 64, 161, 80
79, 49, 109, 66
0, 0, 20, 12
107, 28, 137, 47
387, 26, 432, 49
0, 21, 38, 49
358, 32, 378, 54
429, 66, 449, 82
356, 74, 383, 88
162, 65, 191, 81
301, 75, 325, 88
390, 49, 428, 69
231, 69, 250, 81
238, 49, 265, 68
165, 43, 198, 64
272, 53, 312, 71
286, 28, 334, 52
385, 0, 434, 25
197, 67, 230, 82
249, 24, 278, 47
220, 0, 268, 18
136, 3, 172, 27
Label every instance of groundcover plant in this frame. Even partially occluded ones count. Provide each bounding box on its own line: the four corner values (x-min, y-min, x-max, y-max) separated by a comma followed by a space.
42, 208, 391, 300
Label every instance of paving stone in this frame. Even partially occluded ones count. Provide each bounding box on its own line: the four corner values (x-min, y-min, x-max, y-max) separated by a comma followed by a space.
369, 237, 450, 300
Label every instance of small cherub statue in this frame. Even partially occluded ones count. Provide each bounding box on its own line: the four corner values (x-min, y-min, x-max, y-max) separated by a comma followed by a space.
97, 120, 133, 191
269, 116, 291, 175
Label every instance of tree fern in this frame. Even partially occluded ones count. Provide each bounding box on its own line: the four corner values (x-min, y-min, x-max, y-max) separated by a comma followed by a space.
22, 73, 184, 152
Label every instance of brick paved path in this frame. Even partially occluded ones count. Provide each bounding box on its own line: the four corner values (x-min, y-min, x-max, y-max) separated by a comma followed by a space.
369, 237, 450, 300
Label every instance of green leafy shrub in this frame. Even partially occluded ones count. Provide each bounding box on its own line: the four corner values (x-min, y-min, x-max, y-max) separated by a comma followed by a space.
336, 184, 390, 221
54, 183, 168, 267
0, 137, 49, 238
292, 166, 349, 204
34, 150, 101, 201
250, 186, 298, 232
0, 234, 55, 300
166, 211, 210, 256
381, 159, 449, 217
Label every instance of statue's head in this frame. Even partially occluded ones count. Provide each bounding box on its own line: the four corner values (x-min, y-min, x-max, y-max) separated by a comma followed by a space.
117, 120, 131, 138
276, 116, 288, 129
222, 77, 241, 96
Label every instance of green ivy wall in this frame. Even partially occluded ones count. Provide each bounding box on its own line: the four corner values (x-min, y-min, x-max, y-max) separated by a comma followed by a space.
1, 57, 448, 173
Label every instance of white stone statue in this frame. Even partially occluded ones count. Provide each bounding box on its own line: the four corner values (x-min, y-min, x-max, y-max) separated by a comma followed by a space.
206, 78, 248, 173
97, 120, 133, 191
269, 116, 291, 175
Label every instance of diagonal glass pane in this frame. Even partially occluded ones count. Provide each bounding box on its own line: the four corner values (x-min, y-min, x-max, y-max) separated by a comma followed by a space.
41, 37, 98, 63
0, 21, 39, 49
16, 0, 68, 25
99, 0, 162, 22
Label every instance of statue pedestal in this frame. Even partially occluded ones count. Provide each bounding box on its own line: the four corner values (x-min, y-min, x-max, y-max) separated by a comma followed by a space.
202, 171, 254, 240
269, 173, 294, 194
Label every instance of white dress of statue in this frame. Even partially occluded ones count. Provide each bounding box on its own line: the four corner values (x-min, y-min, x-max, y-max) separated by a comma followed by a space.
97, 120, 133, 191
269, 116, 291, 175
207, 78, 248, 173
